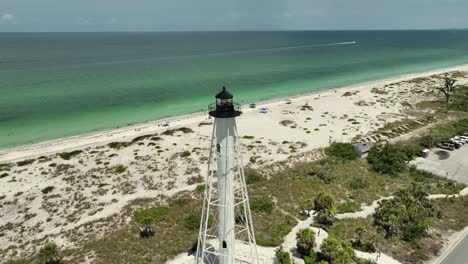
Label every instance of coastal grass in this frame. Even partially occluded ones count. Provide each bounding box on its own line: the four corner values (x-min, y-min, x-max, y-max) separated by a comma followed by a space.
249, 157, 462, 218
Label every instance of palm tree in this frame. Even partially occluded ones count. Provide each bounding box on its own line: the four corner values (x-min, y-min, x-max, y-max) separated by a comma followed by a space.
303, 199, 314, 216
296, 228, 316, 256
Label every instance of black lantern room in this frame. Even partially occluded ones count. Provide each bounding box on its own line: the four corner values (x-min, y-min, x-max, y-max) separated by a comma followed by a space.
208, 86, 242, 118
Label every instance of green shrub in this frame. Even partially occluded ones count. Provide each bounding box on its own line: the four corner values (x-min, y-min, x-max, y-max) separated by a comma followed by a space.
195, 184, 205, 193
134, 207, 170, 225
350, 177, 369, 190
245, 168, 265, 184
115, 165, 127, 174
108, 141, 131, 149
250, 196, 274, 214
182, 213, 202, 230
36, 243, 61, 264
320, 238, 355, 264
180, 151, 191, 158
373, 184, 434, 241
367, 143, 407, 175
275, 246, 292, 264
314, 192, 334, 211
296, 228, 316, 256
242, 135, 255, 139
131, 134, 153, 142
162, 127, 193, 136
41, 186, 54, 194
325, 143, 359, 160
17, 159, 35, 166
58, 150, 82, 160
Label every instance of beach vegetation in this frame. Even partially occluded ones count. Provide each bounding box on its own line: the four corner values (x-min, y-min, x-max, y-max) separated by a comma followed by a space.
367, 143, 408, 175
114, 165, 127, 174
325, 143, 358, 160
373, 184, 434, 241
279, 120, 295, 126
179, 150, 191, 158
296, 228, 316, 256
275, 246, 292, 264
5, 244, 62, 264
320, 237, 355, 264
245, 168, 265, 184
17, 159, 35, 166
0, 163, 12, 171
0, 172, 9, 178
302, 199, 314, 216
250, 196, 274, 214
300, 103, 313, 111
437, 74, 457, 104
242, 135, 255, 139
182, 212, 202, 230
342, 91, 353, 97
133, 206, 170, 225
349, 177, 369, 190
108, 141, 131, 149
37, 243, 62, 264
195, 184, 205, 193
131, 134, 153, 142
41, 186, 55, 194
162, 127, 193, 136
58, 150, 82, 160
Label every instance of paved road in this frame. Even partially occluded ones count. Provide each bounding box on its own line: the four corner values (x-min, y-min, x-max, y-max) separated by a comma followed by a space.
440, 234, 468, 264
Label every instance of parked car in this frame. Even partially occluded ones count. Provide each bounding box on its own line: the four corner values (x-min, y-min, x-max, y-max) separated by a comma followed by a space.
437, 143, 455, 151
452, 136, 466, 144
454, 136, 468, 144
448, 141, 462, 149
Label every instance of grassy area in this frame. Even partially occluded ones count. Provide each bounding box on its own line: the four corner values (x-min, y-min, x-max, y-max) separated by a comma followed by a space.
63, 192, 202, 264
432, 196, 468, 231
249, 157, 463, 218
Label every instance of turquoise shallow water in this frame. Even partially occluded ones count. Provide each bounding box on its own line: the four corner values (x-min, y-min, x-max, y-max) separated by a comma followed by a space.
1, 31, 468, 149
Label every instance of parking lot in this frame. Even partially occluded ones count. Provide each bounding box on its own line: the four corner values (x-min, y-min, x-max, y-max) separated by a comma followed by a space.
411, 145, 468, 185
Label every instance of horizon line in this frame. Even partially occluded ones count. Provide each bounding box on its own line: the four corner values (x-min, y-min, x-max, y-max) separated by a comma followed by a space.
0, 28, 467, 34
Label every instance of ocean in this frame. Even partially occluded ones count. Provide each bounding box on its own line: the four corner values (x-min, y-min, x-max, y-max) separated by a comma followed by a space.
1, 30, 468, 149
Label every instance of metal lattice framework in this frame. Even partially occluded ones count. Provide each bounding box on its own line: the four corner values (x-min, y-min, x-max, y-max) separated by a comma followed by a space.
195, 120, 258, 264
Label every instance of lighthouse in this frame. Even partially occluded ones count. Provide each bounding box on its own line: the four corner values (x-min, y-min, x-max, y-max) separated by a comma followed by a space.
196, 87, 258, 264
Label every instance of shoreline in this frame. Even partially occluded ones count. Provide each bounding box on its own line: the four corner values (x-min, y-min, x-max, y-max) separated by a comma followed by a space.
1, 63, 468, 163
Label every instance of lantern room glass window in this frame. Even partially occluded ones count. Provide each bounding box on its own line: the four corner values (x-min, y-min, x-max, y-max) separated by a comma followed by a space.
217, 98, 232, 106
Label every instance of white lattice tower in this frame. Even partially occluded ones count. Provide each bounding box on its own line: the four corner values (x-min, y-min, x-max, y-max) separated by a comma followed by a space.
196, 87, 258, 264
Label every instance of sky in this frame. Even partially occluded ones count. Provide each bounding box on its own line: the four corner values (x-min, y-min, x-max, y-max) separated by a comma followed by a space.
1, 0, 468, 32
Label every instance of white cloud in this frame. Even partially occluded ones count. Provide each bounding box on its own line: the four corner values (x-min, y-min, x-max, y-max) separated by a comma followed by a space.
1, 13, 17, 24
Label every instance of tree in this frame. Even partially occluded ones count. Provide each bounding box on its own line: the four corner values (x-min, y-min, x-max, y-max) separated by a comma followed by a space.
320, 238, 355, 264
367, 143, 407, 175
275, 246, 292, 264
296, 228, 316, 256
314, 193, 336, 226
437, 74, 457, 104
36, 243, 61, 264
314, 192, 334, 211
325, 143, 359, 160
303, 199, 314, 216
373, 184, 434, 241
316, 207, 336, 226
420, 134, 435, 148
